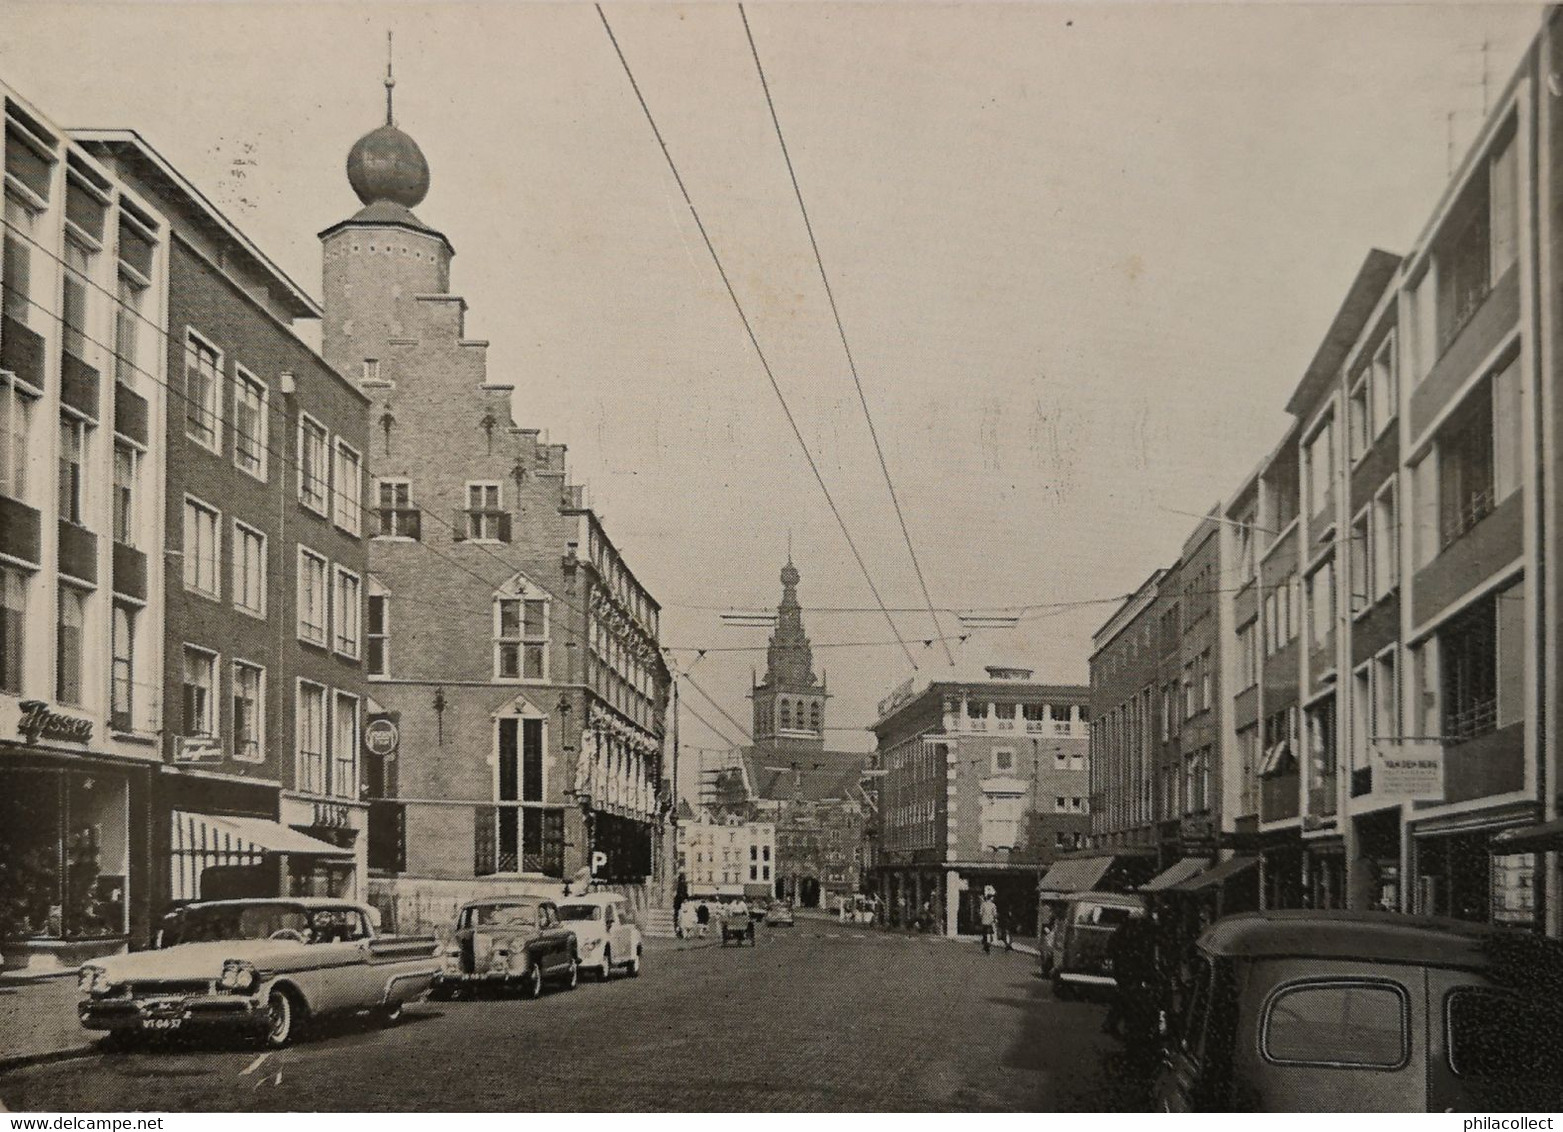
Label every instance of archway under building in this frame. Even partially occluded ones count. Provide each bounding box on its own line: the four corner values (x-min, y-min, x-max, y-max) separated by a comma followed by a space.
798, 876, 820, 909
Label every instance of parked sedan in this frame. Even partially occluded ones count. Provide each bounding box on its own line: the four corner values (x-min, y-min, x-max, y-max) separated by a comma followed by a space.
431, 897, 578, 999
1153, 910, 1563, 1111
556, 892, 643, 979
765, 902, 795, 927
77, 898, 440, 1049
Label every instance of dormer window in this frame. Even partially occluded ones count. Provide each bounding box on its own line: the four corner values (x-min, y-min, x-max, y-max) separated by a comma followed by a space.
363, 358, 380, 382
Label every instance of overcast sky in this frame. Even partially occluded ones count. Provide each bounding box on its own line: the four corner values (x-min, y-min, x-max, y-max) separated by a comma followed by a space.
2, 1, 1544, 793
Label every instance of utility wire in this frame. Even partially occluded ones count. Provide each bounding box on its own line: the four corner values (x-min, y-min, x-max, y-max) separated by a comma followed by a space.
594, 3, 918, 673
681, 670, 756, 744
738, 4, 953, 667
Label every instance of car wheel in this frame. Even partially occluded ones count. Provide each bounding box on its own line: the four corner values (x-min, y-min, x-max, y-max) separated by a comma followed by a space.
525, 962, 544, 1000
376, 1000, 404, 1027
263, 988, 299, 1048
1052, 976, 1073, 1001
428, 984, 455, 1002
100, 1030, 138, 1053
627, 948, 641, 977
601, 947, 612, 979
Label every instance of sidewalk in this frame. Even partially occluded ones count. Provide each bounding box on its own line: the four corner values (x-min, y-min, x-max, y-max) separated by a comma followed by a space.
0, 973, 94, 1072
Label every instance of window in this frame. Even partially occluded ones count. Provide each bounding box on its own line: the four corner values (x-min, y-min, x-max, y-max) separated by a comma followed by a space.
1374, 650, 1399, 743
111, 443, 136, 546
298, 414, 329, 514
464, 482, 505, 541
495, 594, 548, 680
1372, 483, 1398, 602
110, 603, 133, 729
1263, 981, 1407, 1068
809, 701, 821, 731
1237, 621, 1257, 689
375, 478, 419, 539
1371, 333, 1397, 436
1182, 663, 1195, 720
1235, 511, 1256, 583
1348, 374, 1371, 463
1446, 987, 1563, 1087
297, 548, 328, 647
1350, 510, 1370, 613
0, 374, 35, 501
184, 333, 221, 452
57, 415, 85, 524
1199, 650, 1212, 711
54, 584, 84, 705
233, 369, 266, 479
332, 692, 358, 799
183, 497, 220, 598
296, 681, 326, 794
993, 748, 1014, 773
221, 660, 262, 765
219, 522, 263, 621
60, 236, 91, 361
1440, 595, 1499, 743
114, 273, 145, 389
367, 590, 388, 677
362, 358, 380, 382
1439, 382, 1497, 549
3, 192, 36, 325
0, 566, 23, 694
1307, 696, 1338, 788
1492, 355, 1523, 505
332, 439, 361, 535
182, 646, 217, 738
333, 567, 361, 658
1306, 418, 1334, 518
1307, 559, 1335, 651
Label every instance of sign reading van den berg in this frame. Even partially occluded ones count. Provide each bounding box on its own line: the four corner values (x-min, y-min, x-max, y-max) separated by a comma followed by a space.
1371, 740, 1445, 802
17, 700, 94, 746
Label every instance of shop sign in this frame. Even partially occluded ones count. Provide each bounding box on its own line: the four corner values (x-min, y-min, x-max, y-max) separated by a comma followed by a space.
364, 717, 400, 756
1371, 741, 1444, 802
16, 701, 93, 746
312, 802, 351, 829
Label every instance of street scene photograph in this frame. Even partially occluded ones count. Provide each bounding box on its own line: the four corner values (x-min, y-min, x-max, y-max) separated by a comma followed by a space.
2, 0, 1563, 1114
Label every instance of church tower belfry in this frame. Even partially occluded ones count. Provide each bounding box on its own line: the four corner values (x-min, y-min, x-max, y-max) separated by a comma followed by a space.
751, 558, 828, 754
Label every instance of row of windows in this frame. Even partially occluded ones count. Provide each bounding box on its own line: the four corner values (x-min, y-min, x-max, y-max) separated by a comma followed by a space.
362, 587, 551, 684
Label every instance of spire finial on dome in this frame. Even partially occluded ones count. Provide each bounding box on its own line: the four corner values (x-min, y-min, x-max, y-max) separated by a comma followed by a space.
384, 31, 396, 126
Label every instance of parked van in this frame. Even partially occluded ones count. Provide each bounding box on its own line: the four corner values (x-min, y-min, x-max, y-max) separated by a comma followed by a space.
1153, 910, 1563, 1111
1045, 890, 1146, 998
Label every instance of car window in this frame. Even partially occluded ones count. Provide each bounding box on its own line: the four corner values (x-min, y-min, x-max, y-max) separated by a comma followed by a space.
308, 908, 368, 943
163, 904, 309, 945
557, 905, 603, 922
468, 904, 538, 929
1447, 987, 1563, 1084
1263, 980, 1408, 1069
1076, 903, 1135, 928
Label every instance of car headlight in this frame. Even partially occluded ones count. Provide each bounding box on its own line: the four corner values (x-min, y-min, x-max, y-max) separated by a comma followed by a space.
78, 965, 109, 995
581, 937, 604, 953
219, 959, 259, 993
441, 946, 462, 972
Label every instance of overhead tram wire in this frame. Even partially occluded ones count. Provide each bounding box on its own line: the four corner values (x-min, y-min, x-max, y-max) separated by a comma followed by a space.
593, 4, 919, 673
680, 670, 756, 744
738, 4, 953, 668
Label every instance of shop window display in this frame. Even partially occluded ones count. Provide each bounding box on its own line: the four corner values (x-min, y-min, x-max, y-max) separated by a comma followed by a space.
0, 768, 128, 942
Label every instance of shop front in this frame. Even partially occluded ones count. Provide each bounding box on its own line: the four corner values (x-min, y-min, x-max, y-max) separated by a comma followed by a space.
0, 753, 151, 971
1259, 833, 1305, 909
1411, 807, 1538, 927
1304, 836, 1346, 910
279, 795, 368, 899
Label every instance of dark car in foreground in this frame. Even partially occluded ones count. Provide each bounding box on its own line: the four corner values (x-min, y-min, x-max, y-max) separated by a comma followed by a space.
1153, 910, 1563, 1112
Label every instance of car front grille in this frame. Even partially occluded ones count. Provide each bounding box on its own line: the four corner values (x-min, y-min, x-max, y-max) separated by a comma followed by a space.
125, 979, 215, 997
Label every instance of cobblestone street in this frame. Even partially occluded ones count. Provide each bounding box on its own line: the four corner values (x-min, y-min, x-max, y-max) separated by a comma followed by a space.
0, 919, 1143, 1112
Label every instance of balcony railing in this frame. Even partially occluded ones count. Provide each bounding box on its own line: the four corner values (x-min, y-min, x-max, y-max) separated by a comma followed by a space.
1446, 698, 1498, 744
1443, 486, 1496, 549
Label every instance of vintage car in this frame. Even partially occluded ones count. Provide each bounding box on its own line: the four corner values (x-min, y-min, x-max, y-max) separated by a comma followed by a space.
76, 898, 440, 1049
1047, 890, 1146, 999
1152, 911, 1563, 1112
556, 892, 643, 980
766, 901, 795, 927
431, 896, 578, 999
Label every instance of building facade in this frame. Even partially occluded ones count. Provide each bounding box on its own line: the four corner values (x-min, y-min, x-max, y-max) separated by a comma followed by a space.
318, 84, 672, 930
1088, 8, 1563, 936
677, 808, 775, 899
0, 87, 171, 969
872, 668, 1090, 936
81, 130, 376, 919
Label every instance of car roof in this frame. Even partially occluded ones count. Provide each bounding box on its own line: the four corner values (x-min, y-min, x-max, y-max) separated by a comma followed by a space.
1200, 910, 1563, 971
175, 897, 367, 913
460, 896, 551, 910
557, 892, 625, 906
1069, 891, 1146, 908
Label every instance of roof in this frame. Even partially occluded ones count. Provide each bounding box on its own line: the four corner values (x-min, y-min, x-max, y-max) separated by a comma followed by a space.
1138, 856, 1211, 892
740, 747, 869, 803
1039, 855, 1115, 896
1200, 910, 1563, 970
1283, 249, 1402, 417
459, 895, 550, 909
70, 129, 321, 320
317, 199, 455, 257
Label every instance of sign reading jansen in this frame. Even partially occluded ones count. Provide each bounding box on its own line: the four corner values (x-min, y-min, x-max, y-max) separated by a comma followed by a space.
1371, 740, 1445, 802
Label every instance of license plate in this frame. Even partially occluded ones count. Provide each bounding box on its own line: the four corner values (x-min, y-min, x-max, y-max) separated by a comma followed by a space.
142, 1018, 183, 1031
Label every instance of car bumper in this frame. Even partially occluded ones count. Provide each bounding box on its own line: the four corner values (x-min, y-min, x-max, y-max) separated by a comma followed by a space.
1058, 972, 1118, 988
79, 993, 269, 1035
431, 970, 528, 987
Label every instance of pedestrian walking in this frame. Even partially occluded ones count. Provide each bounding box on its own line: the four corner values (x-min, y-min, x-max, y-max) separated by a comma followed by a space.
978, 887, 999, 954
695, 900, 710, 939
673, 873, 688, 940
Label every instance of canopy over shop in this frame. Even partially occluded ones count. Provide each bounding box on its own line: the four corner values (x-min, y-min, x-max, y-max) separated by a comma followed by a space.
169, 810, 353, 904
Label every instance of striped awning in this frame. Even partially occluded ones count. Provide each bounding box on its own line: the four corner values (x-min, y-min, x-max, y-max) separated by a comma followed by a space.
1138, 857, 1211, 893
174, 811, 351, 857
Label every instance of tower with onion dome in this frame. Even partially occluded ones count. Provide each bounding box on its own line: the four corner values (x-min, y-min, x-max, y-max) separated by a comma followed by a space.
318, 43, 454, 385
750, 556, 828, 755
